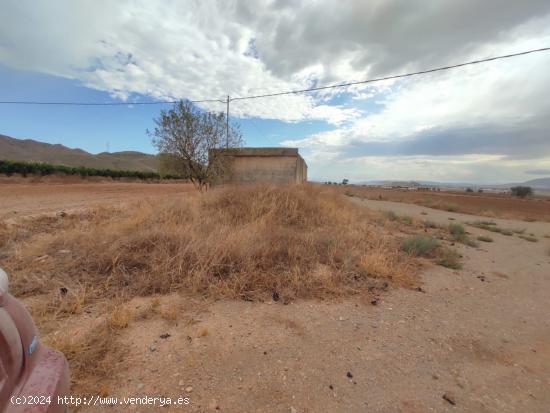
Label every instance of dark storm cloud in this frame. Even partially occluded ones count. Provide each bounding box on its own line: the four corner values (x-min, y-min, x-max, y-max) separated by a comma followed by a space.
238, 0, 550, 80
525, 169, 550, 175
342, 123, 550, 159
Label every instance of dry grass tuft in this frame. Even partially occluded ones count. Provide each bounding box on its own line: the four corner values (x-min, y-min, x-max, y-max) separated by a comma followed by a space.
44, 318, 122, 391
3, 184, 416, 303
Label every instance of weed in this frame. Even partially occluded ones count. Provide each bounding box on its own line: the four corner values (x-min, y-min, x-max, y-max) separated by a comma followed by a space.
477, 235, 493, 242
400, 235, 439, 257
467, 221, 513, 236
423, 220, 439, 229
448, 223, 478, 247
400, 215, 413, 225
436, 249, 462, 269
384, 210, 399, 221
44, 319, 122, 391
446, 203, 458, 212
3, 185, 416, 303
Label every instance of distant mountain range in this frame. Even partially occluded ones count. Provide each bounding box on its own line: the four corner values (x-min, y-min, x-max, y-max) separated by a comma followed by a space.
0, 134, 157, 172
358, 177, 550, 190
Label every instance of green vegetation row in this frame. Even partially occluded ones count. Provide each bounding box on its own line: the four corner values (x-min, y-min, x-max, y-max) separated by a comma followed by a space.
0, 159, 180, 180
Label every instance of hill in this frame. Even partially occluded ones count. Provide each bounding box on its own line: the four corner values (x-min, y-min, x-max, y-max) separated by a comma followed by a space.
0, 134, 157, 172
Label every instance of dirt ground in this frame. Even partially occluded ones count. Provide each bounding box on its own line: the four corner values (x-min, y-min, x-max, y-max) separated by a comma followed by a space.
344, 186, 550, 222
0, 181, 193, 221
71, 198, 550, 413
2, 183, 550, 412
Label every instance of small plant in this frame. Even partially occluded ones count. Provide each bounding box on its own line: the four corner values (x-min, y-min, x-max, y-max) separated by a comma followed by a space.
512, 228, 526, 234
423, 220, 438, 229
437, 248, 462, 269
384, 211, 399, 221
510, 186, 533, 198
420, 211, 428, 215
477, 235, 493, 242
400, 235, 439, 257
400, 215, 413, 225
468, 221, 513, 236
448, 223, 466, 238
446, 203, 458, 212
448, 223, 478, 247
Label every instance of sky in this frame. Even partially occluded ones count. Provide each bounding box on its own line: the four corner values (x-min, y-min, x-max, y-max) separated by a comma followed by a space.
1, 0, 550, 183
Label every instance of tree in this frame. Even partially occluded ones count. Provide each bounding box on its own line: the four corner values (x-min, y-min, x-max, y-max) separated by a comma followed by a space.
510, 186, 533, 198
342, 178, 349, 185
149, 101, 242, 191
466, 187, 473, 192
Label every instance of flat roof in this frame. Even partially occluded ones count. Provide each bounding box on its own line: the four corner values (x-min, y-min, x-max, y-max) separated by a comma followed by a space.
210, 147, 301, 157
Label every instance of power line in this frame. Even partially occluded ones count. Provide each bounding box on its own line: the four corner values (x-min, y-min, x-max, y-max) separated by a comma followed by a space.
231, 46, 550, 101
1, 46, 549, 106
0, 98, 225, 106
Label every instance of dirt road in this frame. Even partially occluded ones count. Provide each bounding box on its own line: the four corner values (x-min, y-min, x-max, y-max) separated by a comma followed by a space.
0, 182, 193, 220
79, 199, 550, 413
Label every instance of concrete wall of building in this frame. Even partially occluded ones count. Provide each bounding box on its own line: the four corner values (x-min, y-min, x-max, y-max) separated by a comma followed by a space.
209, 148, 307, 185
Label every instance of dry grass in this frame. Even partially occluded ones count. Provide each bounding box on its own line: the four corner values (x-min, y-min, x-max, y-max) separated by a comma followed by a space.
43, 318, 122, 390
3, 185, 415, 304
1, 184, 420, 392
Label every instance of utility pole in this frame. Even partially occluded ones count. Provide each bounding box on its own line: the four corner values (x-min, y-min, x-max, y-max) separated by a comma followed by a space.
226, 95, 230, 148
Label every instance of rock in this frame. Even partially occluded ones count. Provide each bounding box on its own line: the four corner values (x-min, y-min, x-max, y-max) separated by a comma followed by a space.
346, 371, 353, 379
208, 399, 219, 410
272, 291, 280, 301
178, 380, 185, 386
136, 383, 144, 390
149, 345, 157, 352
159, 333, 171, 339
58, 249, 71, 254
442, 392, 456, 405
185, 386, 193, 392
290, 407, 297, 413
370, 298, 379, 306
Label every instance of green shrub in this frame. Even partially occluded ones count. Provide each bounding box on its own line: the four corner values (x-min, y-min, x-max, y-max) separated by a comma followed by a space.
448, 223, 466, 238
0, 160, 178, 180
477, 235, 493, 242
466, 187, 473, 192
446, 203, 458, 212
437, 249, 462, 269
400, 235, 439, 257
448, 223, 478, 247
510, 186, 533, 198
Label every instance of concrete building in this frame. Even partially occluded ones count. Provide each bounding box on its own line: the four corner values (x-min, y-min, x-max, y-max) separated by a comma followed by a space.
209, 147, 307, 185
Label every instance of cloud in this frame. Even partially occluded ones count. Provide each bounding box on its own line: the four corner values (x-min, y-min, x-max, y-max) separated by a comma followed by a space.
525, 169, 550, 175
1, 0, 550, 181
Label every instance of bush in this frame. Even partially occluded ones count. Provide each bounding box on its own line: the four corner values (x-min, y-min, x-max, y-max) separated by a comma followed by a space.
400, 235, 439, 257
510, 186, 533, 198
466, 187, 473, 192
448, 223, 478, 247
437, 249, 462, 269
448, 223, 466, 239
0, 159, 177, 180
